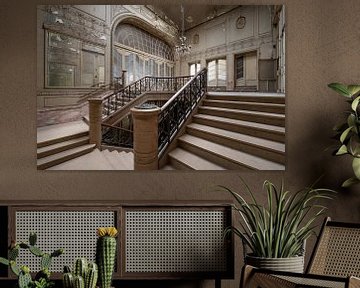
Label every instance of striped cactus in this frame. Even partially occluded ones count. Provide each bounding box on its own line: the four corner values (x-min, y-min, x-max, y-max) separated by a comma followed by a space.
63, 260, 98, 288
73, 275, 85, 288
74, 258, 88, 280
85, 262, 98, 288
96, 227, 118, 288
63, 271, 74, 288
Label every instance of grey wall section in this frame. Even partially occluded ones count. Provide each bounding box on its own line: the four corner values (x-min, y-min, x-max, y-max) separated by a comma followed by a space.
1, 1, 360, 288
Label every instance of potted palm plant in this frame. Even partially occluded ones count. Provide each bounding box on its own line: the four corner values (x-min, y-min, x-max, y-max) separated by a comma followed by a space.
328, 83, 360, 187
222, 179, 334, 273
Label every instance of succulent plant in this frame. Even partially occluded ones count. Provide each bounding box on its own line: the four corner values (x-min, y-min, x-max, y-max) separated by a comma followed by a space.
96, 227, 118, 288
0, 232, 63, 288
62, 259, 98, 288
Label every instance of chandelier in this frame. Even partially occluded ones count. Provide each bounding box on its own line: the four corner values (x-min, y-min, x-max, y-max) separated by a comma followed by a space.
175, 5, 191, 56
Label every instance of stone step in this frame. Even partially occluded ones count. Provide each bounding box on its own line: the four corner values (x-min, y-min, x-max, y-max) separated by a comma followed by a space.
37, 136, 90, 159
47, 148, 112, 170
102, 149, 129, 170
161, 165, 176, 170
202, 99, 285, 114
168, 148, 226, 170
193, 114, 285, 143
37, 121, 89, 148
206, 91, 285, 104
178, 134, 284, 170
37, 144, 96, 170
186, 123, 285, 164
198, 106, 285, 127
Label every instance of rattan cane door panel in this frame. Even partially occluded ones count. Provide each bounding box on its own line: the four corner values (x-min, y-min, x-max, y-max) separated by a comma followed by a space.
123, 207, 232, 278
13, 209, 116, 273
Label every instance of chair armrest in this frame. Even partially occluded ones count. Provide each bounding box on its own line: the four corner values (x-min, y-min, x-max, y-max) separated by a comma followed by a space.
240, 265, 295, 288
349, 276, 360, 288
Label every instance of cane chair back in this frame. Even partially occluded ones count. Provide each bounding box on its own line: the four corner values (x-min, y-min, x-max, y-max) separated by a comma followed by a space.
307, 217, 360, 278
241, 217, 360, 288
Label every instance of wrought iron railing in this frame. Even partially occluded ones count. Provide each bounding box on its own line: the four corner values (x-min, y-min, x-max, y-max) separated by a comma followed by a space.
79, 76, 125, 103
158, 68, 207, 154
101, 75, 191, 119
101, 122, 133, 148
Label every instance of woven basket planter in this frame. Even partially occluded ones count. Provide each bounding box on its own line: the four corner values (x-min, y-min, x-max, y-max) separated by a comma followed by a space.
245, 254, 305, 273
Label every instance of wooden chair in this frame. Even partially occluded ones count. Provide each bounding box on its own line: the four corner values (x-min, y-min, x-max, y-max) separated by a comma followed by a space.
241, 217, 360, 288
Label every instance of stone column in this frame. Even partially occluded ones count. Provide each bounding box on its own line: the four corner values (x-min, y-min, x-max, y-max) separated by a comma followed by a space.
88, 98, 103, 148
131, 105, 161, 170
227, 53, 235, 91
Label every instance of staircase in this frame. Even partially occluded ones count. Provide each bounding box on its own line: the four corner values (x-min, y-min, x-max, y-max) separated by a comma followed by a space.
37, 120, 134, 170
47, 149, 134, 170
164, 91, 285, 170
37, 129, 95, 170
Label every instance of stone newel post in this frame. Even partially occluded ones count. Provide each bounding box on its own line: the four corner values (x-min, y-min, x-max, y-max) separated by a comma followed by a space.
131, 104, 160, 170
88, 97, 103, 148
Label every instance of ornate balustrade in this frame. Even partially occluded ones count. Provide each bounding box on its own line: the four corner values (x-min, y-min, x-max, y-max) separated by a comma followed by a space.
101, 75, 191, 119
101, 123, 133, 148
158, 68, 207, 154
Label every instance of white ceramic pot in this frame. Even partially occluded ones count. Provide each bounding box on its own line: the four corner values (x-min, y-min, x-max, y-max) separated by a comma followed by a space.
245, 254, 305, 273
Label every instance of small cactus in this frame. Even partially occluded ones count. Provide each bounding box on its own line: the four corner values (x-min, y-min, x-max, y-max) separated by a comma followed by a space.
74, 258, 88, 279
9, 246, 19, 260
29, 245, 44, 257
63, 272, 74, 288
18, 269, 32, 288
63, 259, 98, 288
96, 227, 118, 288
29, 232, 37, 246
0, 232, 63, 288
74, 275, 85, 288
85, 263, 98, 288
41, 253, 52, 270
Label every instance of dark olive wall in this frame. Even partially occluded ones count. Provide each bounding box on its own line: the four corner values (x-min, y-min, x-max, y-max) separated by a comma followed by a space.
1, 0, 360, 287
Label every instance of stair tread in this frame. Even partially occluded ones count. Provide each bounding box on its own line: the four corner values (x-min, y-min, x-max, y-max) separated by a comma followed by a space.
37, 120, 89, 146
37, 144, 95, 166
193, 114, 285, 133
204, 99, 285, 107
207, 91, 285, 97
37, 136, 89, 154
200, 106, 285, 118
161, 165, 176, 170
47, 148, 112, 170
102, 150, 130, 170
178, 134, 284, 170
187, 123, 285, 153
169, 148, 226, 170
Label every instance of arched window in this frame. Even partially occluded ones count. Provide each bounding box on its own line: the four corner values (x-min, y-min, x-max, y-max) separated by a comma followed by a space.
113, 23, 174, 83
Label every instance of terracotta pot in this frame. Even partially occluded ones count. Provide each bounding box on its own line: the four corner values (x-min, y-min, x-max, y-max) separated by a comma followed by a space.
245, 254, 305, 273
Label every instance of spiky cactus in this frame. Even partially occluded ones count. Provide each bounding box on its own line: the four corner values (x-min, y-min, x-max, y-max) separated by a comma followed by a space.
0, 232, 63, 288
74, 258, 88, 280
62, 260, 98, 288
96, 227, 118, 288
85, 262, 98, 288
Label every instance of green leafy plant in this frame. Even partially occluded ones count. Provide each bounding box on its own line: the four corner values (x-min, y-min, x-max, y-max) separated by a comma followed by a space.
0, 232, 63, 288
221, 179, 335, 258
328, 83, 360, 187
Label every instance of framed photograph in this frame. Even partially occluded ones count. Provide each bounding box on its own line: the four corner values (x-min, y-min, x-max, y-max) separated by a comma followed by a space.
36, 5, 286, 171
